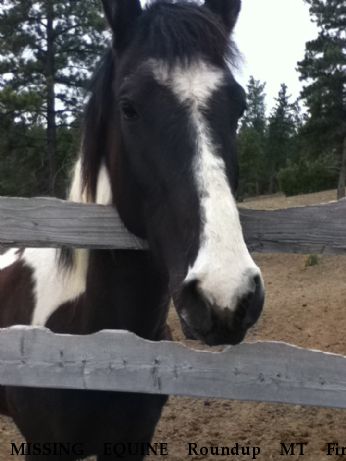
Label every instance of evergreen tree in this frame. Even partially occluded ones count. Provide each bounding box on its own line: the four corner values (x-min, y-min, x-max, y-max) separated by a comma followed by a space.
238, 76, 267, 196
265, 84, 298, 192
241, 76, 267, 133
297, 0, 346, 198
0, 0, 108, 194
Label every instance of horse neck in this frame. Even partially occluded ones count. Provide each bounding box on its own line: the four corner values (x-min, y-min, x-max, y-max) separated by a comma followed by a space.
66, 159, 170, 340
85, 249, 170, 340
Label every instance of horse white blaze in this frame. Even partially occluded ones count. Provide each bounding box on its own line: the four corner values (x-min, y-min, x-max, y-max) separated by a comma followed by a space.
152, 59, 261, 311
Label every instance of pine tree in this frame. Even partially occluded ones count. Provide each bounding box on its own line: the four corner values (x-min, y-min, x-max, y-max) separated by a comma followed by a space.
0, 0, 108, 194
241, 76, 267, 134
265, 84, 298, 193
297, 0, 346, 198
238, 76, 267, 196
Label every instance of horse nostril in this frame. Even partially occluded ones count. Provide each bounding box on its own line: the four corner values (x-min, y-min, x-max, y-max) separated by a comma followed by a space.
253, 274, 261, 289
238, 273, 265, 329
249, 273, 261, 296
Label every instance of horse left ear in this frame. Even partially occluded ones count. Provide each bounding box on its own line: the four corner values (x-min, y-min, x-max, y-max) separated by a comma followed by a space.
204, 0, 241, 33
102, 0, 142, 51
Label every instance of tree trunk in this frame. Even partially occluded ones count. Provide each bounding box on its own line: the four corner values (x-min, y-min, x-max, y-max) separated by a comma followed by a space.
255, 180, 260, 196
46, 0, 56, 196
268, 174, 275, 195
337, 137, 346, 200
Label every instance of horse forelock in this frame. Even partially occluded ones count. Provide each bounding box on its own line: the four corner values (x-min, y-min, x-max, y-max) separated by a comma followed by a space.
138, 1, 237, 67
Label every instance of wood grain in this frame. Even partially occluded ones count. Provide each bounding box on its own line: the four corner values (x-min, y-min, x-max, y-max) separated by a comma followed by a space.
0, 197, 345, 254
240, 198, 346, 255
0, 197, 146, 250
0, 327, 346, 409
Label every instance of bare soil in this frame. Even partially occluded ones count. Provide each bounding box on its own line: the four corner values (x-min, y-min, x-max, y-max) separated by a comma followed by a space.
1, 189, 346, 460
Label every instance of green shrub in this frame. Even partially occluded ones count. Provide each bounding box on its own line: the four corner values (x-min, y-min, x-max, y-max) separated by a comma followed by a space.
305, 254, 320, 267
278, 155, 337, 196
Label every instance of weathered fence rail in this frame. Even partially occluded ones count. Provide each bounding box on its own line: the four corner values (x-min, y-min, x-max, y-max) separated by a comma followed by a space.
1, 327, 346, 409
0, 197, 146, 250
0, 196, 346, 254
0, 196, 346, 409
241, 198, 346, 255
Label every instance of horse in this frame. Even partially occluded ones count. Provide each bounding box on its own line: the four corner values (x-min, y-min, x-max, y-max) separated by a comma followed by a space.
0, 0, 265, 459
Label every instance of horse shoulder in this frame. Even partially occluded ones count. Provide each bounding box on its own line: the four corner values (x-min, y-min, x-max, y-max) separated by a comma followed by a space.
0, 248, 89, 327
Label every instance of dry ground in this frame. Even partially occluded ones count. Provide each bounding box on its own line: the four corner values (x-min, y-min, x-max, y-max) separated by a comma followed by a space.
1, 189, 346, 460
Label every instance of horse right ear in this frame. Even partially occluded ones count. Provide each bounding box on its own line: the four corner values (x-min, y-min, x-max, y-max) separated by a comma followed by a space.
204, 0, 241, 33
102, 0, 142, 52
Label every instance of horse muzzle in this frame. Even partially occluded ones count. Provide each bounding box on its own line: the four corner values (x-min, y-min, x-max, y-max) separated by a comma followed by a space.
175, 273, 265, 346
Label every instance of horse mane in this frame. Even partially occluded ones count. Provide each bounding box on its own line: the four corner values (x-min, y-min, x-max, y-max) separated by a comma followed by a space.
80, 1, 237, 203
135, 1, 236, 66
81, 49, 115, 202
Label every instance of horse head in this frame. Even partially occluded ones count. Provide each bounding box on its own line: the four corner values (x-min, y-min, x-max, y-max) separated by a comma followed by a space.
82, 0, 264, 346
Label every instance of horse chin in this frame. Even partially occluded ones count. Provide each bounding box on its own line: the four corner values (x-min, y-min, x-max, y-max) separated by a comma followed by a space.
178, 311, 248, 347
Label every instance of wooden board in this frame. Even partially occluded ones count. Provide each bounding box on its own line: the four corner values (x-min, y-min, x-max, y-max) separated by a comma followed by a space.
0, 197, 146, 250
0, 327, 346, 409
0, 197, 345, 254
240, 198, 346, 255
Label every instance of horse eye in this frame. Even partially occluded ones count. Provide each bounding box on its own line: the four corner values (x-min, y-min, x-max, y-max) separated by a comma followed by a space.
119, 100, 138, 121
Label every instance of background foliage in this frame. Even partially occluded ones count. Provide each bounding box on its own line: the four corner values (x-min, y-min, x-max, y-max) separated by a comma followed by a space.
237, 0, 345, 199
0, 0, 345, 199
0, 0, 108, 197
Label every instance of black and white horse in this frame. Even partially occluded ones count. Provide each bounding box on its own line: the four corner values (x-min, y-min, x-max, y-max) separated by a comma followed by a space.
0, 0, 264, 459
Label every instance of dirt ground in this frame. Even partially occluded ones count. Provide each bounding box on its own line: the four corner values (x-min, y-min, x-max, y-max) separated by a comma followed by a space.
1, 189, 346, 460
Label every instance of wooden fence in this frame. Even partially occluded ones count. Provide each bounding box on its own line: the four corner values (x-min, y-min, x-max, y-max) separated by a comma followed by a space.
0, 196, 346, 409
1, 197, 346, 254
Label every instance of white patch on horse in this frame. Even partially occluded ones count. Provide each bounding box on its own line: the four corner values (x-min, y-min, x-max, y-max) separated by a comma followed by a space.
152, 60, 223, 108
152, 59, 261, 311
27, 248, 88, 326
0, 248, 21, 270
28, 160, 113, 326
